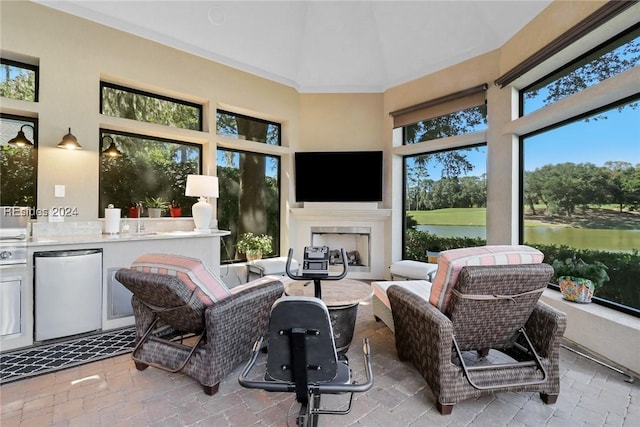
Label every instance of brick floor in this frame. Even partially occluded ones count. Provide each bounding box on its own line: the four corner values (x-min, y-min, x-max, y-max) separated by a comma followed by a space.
1, 301, 638, 426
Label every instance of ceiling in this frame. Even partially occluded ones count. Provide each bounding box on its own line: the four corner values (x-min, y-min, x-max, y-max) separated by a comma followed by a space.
35, 0, 553, 93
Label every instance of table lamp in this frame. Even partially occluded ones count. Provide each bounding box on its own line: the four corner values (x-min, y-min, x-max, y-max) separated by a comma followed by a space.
185, 174, 219, 233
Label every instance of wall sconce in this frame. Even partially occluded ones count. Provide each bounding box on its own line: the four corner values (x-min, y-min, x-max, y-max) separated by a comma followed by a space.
57, 128, 82, 150
185, 174, 219, 233
8, 124, 35, 147
101, 136, 123, 158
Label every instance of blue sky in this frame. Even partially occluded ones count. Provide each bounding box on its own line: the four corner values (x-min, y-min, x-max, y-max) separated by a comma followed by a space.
524, 101, 639, 171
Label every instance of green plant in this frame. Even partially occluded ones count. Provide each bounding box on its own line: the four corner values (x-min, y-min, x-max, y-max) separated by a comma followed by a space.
170, 200, 180, 208
552, 256, 610, 289
144, 196, 169, 210
236, 232, 273, 255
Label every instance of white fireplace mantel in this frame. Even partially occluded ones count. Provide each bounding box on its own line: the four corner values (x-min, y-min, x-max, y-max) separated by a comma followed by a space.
290, 202, 392, 221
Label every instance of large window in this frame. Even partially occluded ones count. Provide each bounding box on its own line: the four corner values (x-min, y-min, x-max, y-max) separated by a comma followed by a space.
99, 130, 201, 217
0, 115, 37, 207
0, 59, 38, 102
216, 111, 281, 262
520, 23, 640, 316
397, 86, 488, 260
404, 146, 487, 259
522, 98, 640, 314
100, 82, 202, 130
522, 24, 639, 115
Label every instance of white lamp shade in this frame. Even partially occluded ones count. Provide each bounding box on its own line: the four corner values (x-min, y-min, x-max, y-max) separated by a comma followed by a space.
185, 175, 219, 198
185, 175, 219, 232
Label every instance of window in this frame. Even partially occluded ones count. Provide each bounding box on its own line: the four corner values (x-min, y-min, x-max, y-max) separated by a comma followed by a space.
396, 86, 488, 260
0, 115, 37, 207
216, 149, 281, 262
99, 129, 201, 217
217, 110, 281, 145
404, 105, 487, 144
0, 59, 38, 102
521, 24, 639, 115
100, 82, 202, 130
404, 146, 487, 259
216, 110, 281, 262
522, 97, 640, 315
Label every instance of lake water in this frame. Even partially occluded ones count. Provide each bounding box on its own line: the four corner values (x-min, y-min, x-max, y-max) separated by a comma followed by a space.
416, 225, 639, 252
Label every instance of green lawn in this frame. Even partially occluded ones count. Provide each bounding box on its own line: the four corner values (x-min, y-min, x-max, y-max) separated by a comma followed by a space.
408, 208, 486, 226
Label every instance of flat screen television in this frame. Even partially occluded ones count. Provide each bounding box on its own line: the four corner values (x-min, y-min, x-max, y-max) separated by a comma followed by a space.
295, 151, 383, 202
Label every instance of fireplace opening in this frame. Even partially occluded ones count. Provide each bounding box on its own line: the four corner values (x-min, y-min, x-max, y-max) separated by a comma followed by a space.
311, 226, 371, 273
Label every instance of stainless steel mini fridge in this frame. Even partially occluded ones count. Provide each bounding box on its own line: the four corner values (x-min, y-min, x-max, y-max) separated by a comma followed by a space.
34, 249, 102, 341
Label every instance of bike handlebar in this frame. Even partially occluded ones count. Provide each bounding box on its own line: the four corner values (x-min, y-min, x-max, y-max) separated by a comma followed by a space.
285, 247, 349, 281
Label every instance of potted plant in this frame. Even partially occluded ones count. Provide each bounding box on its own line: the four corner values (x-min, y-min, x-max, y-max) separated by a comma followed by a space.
144, 196, 168, 218
236, 232, 273, 261
128, 202, 143, 218
169, 200, 181, 218
552, 256, 610, 303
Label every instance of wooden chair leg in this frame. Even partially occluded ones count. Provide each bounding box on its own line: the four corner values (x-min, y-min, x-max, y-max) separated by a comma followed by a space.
437, 402, 454, 415
203, 383, 220, 396
540, 393, 558, 404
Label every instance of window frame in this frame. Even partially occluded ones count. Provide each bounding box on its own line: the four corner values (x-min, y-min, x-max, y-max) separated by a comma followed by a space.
518, 94, 640, 318
0, 58, 39, 102
100, 81, 203, 131
519, 22, 640, 116
216, 109, 282, 146
0, 113, 38, 211
401, 142, 488, 259
98, 128, 203, 218
216, 146, 282, 263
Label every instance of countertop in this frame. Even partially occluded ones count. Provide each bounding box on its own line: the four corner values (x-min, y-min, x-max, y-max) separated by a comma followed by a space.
28, 229, 230, 247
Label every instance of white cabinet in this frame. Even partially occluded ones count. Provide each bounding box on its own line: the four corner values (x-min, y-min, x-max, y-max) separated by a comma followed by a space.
0, 265, 30, 350
1, 277, 21, 336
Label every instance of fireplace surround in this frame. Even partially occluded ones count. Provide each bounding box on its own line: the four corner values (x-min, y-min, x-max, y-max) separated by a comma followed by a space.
290, 203, 391, 279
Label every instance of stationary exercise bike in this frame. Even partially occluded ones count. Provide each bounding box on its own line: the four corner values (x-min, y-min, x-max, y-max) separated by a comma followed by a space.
285, 246, 348, 298
239, 247, 374, 427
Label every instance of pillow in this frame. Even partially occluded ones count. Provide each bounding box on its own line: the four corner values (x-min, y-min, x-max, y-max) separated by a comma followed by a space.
429, 245, 544, 312
131, 253, 231, 306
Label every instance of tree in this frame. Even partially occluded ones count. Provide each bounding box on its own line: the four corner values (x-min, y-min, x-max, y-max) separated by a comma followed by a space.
604, 161, 640, 212
0, 64, 35, 101
524, 33, 639, 113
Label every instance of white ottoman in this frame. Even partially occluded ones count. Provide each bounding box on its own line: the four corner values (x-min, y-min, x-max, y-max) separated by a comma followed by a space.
389, 260, 438, 280
247, 256, 299, 282
372, 279, 432, 332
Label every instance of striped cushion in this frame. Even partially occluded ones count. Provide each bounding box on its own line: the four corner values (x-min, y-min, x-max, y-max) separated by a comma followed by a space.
429, 245, 544, 312
131, 253, 231, 307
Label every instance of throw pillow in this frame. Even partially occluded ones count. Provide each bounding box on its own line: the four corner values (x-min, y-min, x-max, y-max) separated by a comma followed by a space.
131, 253, 231, 306
429, 245, 544, 312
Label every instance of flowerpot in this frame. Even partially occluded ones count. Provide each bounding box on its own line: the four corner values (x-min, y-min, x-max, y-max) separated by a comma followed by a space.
246, 250, 262, 262
148, 208, 162, 218
427, 251, 440, 263
558, 276, 595, 303
129, 207, 139, 218
170, 207, 181, 218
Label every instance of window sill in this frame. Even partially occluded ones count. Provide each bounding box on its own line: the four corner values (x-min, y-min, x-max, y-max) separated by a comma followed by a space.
540, 289, 640, 377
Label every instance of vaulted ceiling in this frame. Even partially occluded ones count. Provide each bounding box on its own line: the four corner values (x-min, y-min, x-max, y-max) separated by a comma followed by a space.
36, 0, 552, 93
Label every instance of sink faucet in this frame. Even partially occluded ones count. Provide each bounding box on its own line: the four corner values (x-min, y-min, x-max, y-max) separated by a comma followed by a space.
136, 202, 144, 233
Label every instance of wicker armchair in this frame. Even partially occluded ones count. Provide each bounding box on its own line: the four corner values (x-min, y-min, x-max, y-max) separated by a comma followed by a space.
115, 269, 284, 395
388, 264, 566, 415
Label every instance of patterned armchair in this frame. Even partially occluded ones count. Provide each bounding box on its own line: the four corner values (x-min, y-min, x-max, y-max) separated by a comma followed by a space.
115, 254, 284, 395
388, 263, 566, 415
